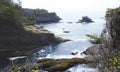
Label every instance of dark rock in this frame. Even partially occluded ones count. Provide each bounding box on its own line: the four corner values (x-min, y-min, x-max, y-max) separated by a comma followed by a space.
63, 31, 70, 33
0, 26, 70, 58
71, 52, 78, 55
82, 46, 98, 55
23, 8, 61, 24
67, 22, 73, 24
36, 12, 61, 24
77, 16, 94, 23
35, 26, 44, 29
0, 58, 10, 70
23, 23, 35, 26
82, 45, 105, 56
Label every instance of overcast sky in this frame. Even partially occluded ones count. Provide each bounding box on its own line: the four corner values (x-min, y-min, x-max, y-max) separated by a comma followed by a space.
21, 0, 120, 21
21, 0, 119, 12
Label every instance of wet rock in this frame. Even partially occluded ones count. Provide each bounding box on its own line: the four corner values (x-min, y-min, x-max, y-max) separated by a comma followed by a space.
82, 45, 105, 57
71, 52, 78, 55
63, 31, 70, 33
83, 46, 97, 55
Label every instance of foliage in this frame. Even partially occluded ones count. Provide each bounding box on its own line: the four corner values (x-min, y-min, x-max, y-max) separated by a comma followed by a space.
22, 8, 61, 24
0, 0, 23, 30
22, 8, 49, 24
0, 0, 58, 53
86, 34, 103, 44
105, 8, 120, 18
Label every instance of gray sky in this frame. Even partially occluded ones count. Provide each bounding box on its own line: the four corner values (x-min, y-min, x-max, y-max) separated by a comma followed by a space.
21, 0, 120, 21
21, 0, 119, 12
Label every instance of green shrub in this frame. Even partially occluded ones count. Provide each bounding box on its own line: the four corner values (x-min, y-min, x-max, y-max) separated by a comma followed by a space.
86, 34, 103, 44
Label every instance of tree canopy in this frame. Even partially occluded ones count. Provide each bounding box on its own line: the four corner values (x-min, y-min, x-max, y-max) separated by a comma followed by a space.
0, 0, 23, 30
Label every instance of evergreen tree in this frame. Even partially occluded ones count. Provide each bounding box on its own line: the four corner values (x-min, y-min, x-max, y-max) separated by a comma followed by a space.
0, 0, 23, 30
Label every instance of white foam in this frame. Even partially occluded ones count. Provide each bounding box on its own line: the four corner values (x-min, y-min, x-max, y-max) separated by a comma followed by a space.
66, 64, 98, 72
8, 56, 26, 61
38, 49, 46, 53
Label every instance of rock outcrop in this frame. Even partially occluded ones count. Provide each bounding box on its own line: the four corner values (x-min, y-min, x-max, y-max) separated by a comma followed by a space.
10, 58, 91, 72
82, 46, 100, 55
23, 8, 61, 24
63, 31, 70, 33
0, 25, 70, 57
36, 12, 61, 23
77, 16, 94, 23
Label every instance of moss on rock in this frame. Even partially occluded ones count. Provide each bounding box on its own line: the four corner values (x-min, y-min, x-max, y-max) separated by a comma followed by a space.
10, 58, 91, 72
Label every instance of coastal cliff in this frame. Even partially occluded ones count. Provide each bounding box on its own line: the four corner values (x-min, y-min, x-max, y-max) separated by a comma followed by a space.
23, 8, 61, 24
0, 1, 66, 57
0, 25, 69, 57
83, 8, 120, 72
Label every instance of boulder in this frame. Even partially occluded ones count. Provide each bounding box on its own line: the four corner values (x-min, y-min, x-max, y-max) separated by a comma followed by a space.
82, 45, 105, 56
77, 16, 94, 23
71, 52, 78, 55
82, 46, 98, 55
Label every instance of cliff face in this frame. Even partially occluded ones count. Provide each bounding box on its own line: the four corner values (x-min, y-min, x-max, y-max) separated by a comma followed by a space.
82, 8, 120, 72
98, 8, 120, 72
0, 25, 68, 57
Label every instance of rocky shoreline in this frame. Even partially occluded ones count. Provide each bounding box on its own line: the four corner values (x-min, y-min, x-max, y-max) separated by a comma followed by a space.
0, 25, 70, 57
6, 58, 92, 72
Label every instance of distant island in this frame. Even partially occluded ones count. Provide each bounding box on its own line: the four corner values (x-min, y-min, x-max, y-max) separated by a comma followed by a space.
23, 8, 61, 24
77, 16, 94, 23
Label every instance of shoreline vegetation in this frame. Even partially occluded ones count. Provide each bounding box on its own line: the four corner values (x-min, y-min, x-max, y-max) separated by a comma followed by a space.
1, 0, 120, 72
0, 0, 68, 58
22, 8, 61, 24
